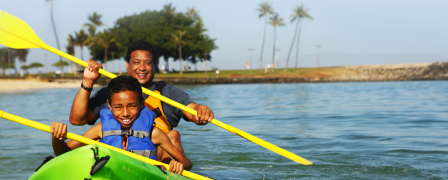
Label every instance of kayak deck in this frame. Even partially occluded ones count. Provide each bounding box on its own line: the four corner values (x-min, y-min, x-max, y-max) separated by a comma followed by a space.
30, 145, 189, 180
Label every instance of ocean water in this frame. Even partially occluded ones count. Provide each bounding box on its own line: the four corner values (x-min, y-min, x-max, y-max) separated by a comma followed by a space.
0, 81, 447, 179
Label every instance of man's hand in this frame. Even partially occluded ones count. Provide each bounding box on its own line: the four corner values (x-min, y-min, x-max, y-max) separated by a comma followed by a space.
169, 160, 184, 175
51, 122, 67, 141
192, 104, 214, 125
83, 60, 102, 87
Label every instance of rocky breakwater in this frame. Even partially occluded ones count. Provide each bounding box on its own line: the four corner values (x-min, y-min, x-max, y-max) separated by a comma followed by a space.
324, 62, 448, 82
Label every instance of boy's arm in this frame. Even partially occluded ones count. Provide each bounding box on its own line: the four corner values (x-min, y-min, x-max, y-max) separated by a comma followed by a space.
51, 122, 102, 156
151, 127, 193, 170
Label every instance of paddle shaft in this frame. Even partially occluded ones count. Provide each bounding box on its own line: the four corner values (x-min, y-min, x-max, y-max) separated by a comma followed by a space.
0, 110, 211, 180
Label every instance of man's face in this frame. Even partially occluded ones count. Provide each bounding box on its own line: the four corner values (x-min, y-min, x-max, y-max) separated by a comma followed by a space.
126, 50, 154, 86
108, 90, 142, 128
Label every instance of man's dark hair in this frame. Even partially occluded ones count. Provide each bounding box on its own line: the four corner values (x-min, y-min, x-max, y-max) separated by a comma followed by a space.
125, 40, 155, 62
107, 76, 143, 105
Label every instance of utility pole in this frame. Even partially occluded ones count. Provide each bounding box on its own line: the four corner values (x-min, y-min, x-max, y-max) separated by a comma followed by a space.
275, 48, 280, 71
316, 45, 321, 68
248, 48, 253, 69
110, 52, 115, 74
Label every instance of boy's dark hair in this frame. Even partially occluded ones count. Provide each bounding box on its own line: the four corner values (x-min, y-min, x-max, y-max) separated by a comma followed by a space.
125, 40, 155, 62
107, 76, 143, 105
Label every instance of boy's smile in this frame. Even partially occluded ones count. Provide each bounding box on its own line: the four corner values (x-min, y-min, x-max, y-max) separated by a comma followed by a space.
108, 90, 142, 128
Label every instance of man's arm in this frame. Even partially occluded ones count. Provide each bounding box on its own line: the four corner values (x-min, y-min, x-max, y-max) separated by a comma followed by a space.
69, 60, 102, 125
152, 127, 193, 172
184, 103, 214, 125
51, 122, 102, 156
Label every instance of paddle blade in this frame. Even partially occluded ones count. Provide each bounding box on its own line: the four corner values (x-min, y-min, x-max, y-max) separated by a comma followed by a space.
0, 10, 45, 49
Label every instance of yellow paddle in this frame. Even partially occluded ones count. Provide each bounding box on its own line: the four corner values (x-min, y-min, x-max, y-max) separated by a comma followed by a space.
0, 110, 210, 180
0, 10, 312, 165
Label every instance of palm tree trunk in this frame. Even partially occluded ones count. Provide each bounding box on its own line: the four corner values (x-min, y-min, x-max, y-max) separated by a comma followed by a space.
179, 45, 183, 75
104, 48, 108, 71
285, 19, 299, 72
272, 26, 276, 71
260, 15, 267, 71
49, 1, 64, 77
186, 58, 189, 71
294, 20, 303, 68
93, 38, 96, 61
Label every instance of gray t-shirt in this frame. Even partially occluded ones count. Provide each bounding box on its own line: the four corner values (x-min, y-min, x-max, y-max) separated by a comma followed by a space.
87, 82, 195, 128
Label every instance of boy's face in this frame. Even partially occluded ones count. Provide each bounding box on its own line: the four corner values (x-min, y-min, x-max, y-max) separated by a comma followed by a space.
108, 90, 142, 128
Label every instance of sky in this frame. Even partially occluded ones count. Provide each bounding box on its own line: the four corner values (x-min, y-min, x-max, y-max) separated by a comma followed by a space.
1, 0, 447, 73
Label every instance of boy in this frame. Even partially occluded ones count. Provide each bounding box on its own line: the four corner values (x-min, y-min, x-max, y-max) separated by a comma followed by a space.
51, 76, 192, 175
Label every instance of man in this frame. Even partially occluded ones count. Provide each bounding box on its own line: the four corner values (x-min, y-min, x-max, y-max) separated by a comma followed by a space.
69, 40, 214, 164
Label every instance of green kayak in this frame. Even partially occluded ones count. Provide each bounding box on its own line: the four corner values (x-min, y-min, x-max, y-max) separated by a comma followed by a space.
30, 145, 189, 180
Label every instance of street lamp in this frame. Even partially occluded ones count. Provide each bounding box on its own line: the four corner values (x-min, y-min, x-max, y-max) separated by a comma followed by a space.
275, 48, 280, 71
248, 48, 253, 69
316, 45, 321, 68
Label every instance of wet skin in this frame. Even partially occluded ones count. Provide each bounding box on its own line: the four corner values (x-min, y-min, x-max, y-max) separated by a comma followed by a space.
126, 50, 154, 88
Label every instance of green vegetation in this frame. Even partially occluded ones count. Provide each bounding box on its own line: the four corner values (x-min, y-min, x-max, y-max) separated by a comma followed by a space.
52, 60, 70, 69
0, 48, 30, 76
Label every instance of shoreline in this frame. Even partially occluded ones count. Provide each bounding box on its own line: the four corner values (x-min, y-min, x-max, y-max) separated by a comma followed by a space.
1, 62, 447, 91
0, 79, 80, 94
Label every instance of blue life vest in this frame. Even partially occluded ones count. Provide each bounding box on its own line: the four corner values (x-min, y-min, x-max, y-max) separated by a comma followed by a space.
99, 107, 157, 160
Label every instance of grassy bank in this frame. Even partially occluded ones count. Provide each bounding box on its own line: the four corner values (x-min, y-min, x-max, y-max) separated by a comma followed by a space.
154, 67, 358, 78
0, 67, 358, 79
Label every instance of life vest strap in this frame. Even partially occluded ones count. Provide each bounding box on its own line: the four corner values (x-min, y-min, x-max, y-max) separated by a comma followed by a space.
103, 129, 150, 139
128, 150, 157, 157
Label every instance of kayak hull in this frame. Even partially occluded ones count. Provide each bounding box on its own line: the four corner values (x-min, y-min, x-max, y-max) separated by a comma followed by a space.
29, 145, 189, 180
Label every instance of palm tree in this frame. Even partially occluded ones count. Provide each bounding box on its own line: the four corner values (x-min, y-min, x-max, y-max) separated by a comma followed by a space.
284, 5, 313, 72
12, 49, 30, 74
186, 7, 198, 21
256, 2, 274, 70
185, 7, 199, 70
74, 29, 88, 60
98, 29, 116, 71
171, 30, 191, 75
45, 0, 64, 77
269, 14, 285, 70
163, 3, 176, 15
67, 34, 76, 75
84, 12, 104, 61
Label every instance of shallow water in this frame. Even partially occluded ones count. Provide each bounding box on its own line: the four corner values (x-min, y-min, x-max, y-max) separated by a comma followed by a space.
0, 81, 447, 179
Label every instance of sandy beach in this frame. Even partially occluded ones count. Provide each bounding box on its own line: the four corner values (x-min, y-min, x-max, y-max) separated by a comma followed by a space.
0, 79, 81, 93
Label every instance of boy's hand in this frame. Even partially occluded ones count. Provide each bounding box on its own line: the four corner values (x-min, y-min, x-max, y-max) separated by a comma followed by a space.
168, 160, 184, 175
51, 122, 67, 141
